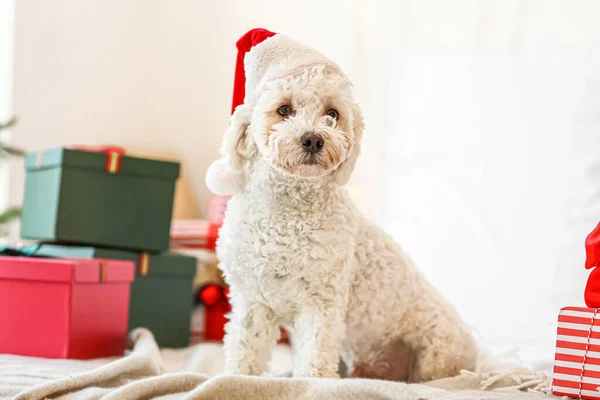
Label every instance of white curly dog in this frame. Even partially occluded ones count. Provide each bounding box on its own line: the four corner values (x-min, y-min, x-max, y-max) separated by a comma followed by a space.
206, 31, 477, 382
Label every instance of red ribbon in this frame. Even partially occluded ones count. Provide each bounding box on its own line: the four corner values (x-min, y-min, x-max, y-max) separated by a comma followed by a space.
71, 145, 125, 174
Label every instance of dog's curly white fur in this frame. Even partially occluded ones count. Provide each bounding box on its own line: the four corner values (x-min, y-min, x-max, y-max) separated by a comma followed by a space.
208, 36, 477, 381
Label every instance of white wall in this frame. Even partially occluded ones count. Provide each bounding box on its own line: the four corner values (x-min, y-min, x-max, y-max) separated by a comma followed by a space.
9, 0, 356, 217
0, 0, 15, 126
0, 0, 15, 218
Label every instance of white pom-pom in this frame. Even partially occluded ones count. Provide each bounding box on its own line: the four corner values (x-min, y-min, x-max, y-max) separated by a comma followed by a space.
205, 159, 246, 196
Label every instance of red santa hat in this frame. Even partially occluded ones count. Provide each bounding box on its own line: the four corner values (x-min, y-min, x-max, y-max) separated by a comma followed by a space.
230, 28, 345, 113
231, 28, 276, 114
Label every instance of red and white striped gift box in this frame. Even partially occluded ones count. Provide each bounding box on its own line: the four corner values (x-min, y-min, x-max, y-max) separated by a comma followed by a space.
170, 220, 221, 251
553, 307, 600, 399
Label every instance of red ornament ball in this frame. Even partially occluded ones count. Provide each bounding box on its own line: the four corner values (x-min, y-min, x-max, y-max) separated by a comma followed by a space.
200, 285, 222, 306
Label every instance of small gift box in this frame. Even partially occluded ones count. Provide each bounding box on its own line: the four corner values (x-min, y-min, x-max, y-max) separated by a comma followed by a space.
21, 147, 180, 252
0, 255, 134, 359
170, 220, 221, 251
553, 307, 600, 399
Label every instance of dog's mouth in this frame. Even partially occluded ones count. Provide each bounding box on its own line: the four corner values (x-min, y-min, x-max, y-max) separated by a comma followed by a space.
301, 155, 319, 165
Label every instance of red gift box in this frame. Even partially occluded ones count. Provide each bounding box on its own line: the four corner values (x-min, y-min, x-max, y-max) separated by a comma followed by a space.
553, 307, 600, 399
170, 220, 221, 251
0, 256, 134, 359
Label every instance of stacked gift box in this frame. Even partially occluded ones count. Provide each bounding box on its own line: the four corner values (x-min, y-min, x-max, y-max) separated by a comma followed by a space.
0, 146, 197, 359
171, 195, 230, 342
552, 222, 600, 399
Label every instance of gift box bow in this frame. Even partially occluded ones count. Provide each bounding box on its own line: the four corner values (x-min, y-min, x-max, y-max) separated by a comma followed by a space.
586, 222, 600, 270
585, 223, 600, 308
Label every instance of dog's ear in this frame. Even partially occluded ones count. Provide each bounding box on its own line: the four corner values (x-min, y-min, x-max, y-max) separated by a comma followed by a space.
332, 103, 364, 185
221, 104, 255, 172
205, 104, 255, 195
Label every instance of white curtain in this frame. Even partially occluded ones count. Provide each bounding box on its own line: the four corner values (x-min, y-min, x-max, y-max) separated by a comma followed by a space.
351, 0, 600, 372
0, 0, 16, 222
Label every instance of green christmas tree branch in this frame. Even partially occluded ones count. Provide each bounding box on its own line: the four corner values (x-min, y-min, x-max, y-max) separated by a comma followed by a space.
0, 117, 24, 226
0, 116, 17, 131
0, 116, 25, 158
0, 206, 21, 225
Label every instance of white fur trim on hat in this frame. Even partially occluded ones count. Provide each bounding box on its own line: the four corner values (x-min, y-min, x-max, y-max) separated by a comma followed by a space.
205, 159, 246, 196
243, 35, 345, 107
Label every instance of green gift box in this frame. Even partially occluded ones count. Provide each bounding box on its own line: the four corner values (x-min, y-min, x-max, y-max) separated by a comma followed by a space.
33, 244, 196, 348
21, 147, 179, 252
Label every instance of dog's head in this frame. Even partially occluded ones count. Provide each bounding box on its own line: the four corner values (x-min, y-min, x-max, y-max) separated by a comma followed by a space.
251, 66, 364, 181
210, 67, 363, 194
206, 33, 364, 195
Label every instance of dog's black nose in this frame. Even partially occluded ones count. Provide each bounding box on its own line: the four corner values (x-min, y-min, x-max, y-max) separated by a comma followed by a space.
300, 133, 324, 154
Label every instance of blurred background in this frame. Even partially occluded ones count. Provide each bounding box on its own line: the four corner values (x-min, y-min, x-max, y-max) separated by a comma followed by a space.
2, 0, 600, 373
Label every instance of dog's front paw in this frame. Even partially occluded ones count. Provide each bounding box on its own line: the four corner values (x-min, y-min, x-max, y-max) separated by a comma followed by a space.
224, 358, 267, 376
222, 365, 243, 376
223, 363, 255, 376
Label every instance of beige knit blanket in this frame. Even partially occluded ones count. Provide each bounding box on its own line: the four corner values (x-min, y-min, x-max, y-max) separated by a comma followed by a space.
0, 329, 555, 400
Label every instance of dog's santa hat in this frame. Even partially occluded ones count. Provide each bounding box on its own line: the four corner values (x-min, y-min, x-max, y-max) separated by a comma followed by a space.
230, 28, 344, 113
206, 28, 352, 196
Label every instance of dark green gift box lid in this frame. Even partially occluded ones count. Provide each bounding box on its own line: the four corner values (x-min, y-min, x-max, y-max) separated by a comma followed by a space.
21, 147, 180, 253
33, 244, 196, 348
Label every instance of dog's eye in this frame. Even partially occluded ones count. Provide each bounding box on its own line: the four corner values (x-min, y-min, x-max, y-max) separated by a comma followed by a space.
277, 105, 292, 117
326, 109, 339, 120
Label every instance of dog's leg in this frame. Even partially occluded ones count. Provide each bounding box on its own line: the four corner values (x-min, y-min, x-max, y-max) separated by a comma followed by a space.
342, 337, 416, 381
292, 306, 345, 378
223, 302, 280, 375
399, 305, 477, 382
409, 337, 476, 382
